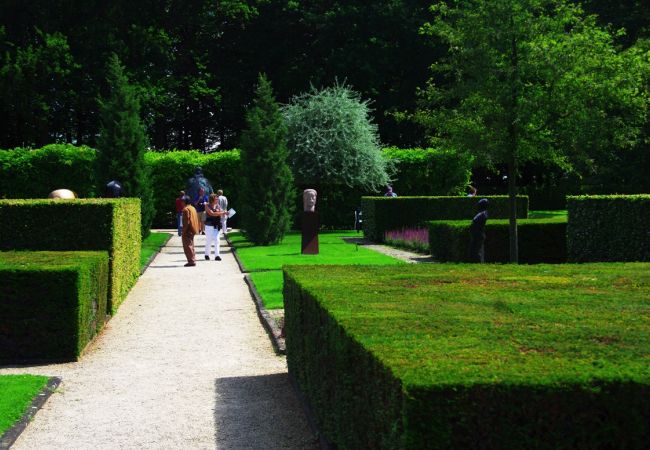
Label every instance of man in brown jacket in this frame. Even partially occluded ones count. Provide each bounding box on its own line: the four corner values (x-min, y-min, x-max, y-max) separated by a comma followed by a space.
181, 195, 200, 266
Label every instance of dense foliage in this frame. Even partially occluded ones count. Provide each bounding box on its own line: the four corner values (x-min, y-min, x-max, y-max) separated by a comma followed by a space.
428, 217, 567, 263
417, 0, 650, 261
0, 251, 108, 361
567, 195, 650, 262
283, 83, 391, 192
361, 196, 529, 242
96, 54, 154, 237
0, 144, 96, 198
240, 74, 295, 245
284, 264, 650, 449
0, 199, 141, 314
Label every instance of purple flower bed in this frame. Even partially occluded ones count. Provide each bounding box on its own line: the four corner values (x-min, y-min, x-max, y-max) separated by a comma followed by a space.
384, 227, 429, 254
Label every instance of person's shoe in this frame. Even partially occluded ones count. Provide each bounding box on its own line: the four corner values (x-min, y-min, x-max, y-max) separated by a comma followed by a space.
205, 255, 210, 260
184, 262, 196, 267
215, 256, 222, 261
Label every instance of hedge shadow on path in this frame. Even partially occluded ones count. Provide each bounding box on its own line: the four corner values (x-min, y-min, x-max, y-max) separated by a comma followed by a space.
214, 373, 320, 449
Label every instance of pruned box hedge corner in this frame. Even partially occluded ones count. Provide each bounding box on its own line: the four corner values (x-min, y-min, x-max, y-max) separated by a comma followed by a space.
428, 217, 567, 263
568, 194, 650, 262
283, 264, 650, 450
361, 195, 529, 242
0, 251, 109, 361
0, 199, 141, 314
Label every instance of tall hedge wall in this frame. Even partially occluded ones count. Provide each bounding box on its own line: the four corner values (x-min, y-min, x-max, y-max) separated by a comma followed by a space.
568, 195, 650, 262
0, 251, 109, 361
0, 144, 96, 198
145, 150, 241, 227
284, 264, 650, 449
0, 199, 141, 313
361, 195, 529, 242
428, 218, 566, 263
0, 145, 474, 229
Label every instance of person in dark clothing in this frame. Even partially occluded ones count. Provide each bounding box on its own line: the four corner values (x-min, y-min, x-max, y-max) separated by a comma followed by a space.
469, 198, 489, 263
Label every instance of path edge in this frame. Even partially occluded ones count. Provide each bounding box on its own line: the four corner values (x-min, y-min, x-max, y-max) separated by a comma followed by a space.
141, 232, 173, 274
243, 274, 286, 355
0, 376, 62, 450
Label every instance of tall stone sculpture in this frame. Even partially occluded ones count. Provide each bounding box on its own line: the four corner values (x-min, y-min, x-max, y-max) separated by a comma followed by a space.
186, 166, 213, 201
301, 189, 319, 254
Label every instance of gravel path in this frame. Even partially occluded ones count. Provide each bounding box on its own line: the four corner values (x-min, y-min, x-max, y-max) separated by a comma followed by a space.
0, 234, 318, 450
341, 237, 437, 263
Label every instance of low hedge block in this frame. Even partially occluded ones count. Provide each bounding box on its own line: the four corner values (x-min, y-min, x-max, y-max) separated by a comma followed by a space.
0, 251, 109, 361
428, 217, 566, 263
284, 264, 650, 449
361, 196, 529, 242
0, 199, 141, 314
567, 195, 650, 262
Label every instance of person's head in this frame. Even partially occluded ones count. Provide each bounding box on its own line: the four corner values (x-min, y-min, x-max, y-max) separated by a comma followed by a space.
477, 198, 488, 211
468, 185, 477, 195
217, 189, 223, 196
198, 187, 205, 195
183, 195, 192, 205
209, 193, 218, 205
386, 186, 393, 194
179, 190, 185, 197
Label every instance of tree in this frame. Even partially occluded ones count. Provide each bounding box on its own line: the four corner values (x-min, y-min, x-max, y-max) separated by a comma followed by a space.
96, 53, 154, 237
416, 0, 649, 262
240, 73, 295, 245
282, 83, 392, 191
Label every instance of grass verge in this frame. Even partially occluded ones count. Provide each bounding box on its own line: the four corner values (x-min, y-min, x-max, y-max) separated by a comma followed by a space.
0, 375, 49, 435
230, 230, 402, 309
140, 232, 171, 270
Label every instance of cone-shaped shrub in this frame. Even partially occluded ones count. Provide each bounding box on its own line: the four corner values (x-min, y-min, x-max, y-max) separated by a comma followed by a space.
240, 74, 295, 245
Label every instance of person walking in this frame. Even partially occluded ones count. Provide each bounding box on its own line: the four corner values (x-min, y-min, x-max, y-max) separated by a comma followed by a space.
217, 189, 228, 236
204, 193, 228, 261
175, 190, 185, 236
181, 195, 200, 267
384, 186, 397, 197
469, 198, 489, 263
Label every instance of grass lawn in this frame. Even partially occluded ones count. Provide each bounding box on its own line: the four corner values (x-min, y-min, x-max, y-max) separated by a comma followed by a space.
140, 232, 171, 270
528, 209, 567, 219
0, 375, 49, 435
230, 230, 403, 309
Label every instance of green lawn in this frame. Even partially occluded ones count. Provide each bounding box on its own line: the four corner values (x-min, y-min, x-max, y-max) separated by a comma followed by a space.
230, 230, 403, 309
140, 232, 171, 270
528, 209, 567, 219
0, 375, 49, 435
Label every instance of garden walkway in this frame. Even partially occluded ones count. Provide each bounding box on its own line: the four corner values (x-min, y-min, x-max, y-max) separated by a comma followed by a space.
0, 234, 318, 449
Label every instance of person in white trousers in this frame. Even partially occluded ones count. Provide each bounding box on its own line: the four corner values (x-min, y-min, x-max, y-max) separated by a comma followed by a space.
217, 189, 228, 235
204, 193, 228, 261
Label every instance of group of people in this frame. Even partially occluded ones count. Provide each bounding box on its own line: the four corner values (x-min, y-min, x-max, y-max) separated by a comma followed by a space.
176, 189, 229, 267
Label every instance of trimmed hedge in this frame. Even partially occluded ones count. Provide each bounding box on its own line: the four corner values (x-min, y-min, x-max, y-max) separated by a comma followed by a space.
0, 145, 475, 229
568, 195, 650, 262
0, 199, 141, 313
428, 217, 566, 263
361, 195, 529, 242
0, 144, 97, 199
0, 251, 109, 361
284, 264, 650, 449
145, 150, 241, 227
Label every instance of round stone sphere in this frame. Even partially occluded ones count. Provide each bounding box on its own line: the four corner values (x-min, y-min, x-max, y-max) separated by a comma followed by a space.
48, 189, 77, 199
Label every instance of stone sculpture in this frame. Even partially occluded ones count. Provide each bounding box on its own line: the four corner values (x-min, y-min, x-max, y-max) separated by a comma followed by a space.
48, 189, 77, 199
303, 189, 317, 212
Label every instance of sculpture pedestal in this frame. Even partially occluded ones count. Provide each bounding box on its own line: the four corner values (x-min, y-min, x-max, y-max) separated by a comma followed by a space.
301, 211, 319, 255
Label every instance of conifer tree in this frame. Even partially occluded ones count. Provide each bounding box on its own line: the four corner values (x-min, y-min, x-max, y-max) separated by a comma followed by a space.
240, 73, 295, 245
96, 53, 154, 237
